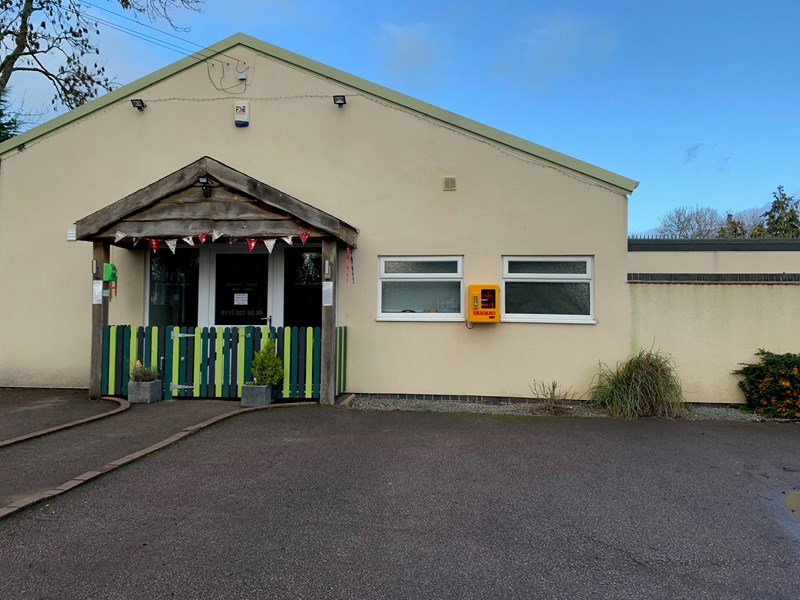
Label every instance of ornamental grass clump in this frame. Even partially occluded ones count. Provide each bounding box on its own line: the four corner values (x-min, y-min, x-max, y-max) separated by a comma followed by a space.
733, 350, 800, 419
588, 349, 684, 419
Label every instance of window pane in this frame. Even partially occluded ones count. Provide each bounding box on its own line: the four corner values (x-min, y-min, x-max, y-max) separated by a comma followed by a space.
505, 282, 590, 316
149, 249, 199, 327
381, 281, 461, 314
508, 260, 587, 275
284, 249, 321, 327
384, 260, 459, 275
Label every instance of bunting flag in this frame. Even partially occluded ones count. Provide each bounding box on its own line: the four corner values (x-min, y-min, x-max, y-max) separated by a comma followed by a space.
114, 231, 127, 243
148, 239, 160, 253
347, 246, 355, 284
299, 231, 310, 245
165, 239, 177, 254
211, 229, 224, 242
131, 237, 140, 247
182, 236, 195, 247
197, 231, 209, 244
263, 239, 276, 253
282, 235, 294, 246
247, 238, 257, 252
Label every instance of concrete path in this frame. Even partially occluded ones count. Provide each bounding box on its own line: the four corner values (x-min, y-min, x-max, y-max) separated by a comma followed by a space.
0, 398, 241, 506
0, 388, 119, 440
1, 407, 798, 599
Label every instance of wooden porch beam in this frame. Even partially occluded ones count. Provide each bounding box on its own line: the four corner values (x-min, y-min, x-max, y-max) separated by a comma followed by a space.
94, 220, 323, 240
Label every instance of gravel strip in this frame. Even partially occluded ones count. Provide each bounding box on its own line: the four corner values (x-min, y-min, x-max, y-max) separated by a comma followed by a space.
348, 396, 789, 422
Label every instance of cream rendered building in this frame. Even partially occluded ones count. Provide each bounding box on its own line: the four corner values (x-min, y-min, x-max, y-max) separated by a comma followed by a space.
0, 33, 639, 402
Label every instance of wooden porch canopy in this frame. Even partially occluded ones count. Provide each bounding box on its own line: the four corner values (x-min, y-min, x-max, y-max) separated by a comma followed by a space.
75, 156, 358, 246
75, 156, 357, 405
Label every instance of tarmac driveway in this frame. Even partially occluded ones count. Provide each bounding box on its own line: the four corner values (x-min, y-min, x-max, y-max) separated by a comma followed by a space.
1, 407, 798, 599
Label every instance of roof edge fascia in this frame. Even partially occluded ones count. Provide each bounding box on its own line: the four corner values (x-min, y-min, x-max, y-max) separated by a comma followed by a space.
0, 33, 638, 194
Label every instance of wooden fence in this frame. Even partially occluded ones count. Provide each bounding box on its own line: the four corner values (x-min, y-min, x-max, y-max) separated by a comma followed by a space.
101, 325, 348, 400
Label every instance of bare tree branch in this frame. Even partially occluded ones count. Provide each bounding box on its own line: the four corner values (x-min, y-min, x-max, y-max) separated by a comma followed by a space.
656, 206, 722, 239
1, 0, 203, 112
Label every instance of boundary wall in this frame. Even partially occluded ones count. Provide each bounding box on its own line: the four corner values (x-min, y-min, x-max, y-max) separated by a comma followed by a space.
628, 239, 800, 404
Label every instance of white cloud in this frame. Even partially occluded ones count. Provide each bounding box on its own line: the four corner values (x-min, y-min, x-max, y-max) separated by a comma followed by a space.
376, 22, 442, 83
510, 11, 618, 87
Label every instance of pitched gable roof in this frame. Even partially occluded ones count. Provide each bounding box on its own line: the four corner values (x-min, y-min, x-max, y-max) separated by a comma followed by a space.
75, 156, 358, 247
0, 33, 638, 195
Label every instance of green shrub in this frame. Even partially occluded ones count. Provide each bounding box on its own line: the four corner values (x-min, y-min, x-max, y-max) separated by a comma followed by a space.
130, 360, 159, 382
251, 339, 284, 386
588, 349, 684, 419
733, 350, 800, 419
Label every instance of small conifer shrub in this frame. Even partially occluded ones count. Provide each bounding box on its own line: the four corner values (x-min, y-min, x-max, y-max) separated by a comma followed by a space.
251, 339, 284, 386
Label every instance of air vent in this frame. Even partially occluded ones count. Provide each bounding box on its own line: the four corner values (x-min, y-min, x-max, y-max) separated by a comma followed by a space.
443, 176, 457, 191
67, 228, 77, 241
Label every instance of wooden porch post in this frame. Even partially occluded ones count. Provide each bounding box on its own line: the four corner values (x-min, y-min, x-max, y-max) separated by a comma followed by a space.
320, 239, 337, 405
89, 241, 110, 400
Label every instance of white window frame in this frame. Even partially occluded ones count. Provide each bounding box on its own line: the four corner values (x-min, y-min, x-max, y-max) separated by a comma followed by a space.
501, 256, 595, 324
377, 256, 464, 321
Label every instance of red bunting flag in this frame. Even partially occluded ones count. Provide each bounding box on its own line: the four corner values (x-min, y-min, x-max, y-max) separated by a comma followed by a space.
148, 239, 160, 253
299, 231, 310, 245
247, 238, 257, 252
197, 231, 209, 244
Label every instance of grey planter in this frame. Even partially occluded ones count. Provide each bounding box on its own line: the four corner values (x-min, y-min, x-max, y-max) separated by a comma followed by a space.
241, 384, 273, 407
128, 380, 163, 404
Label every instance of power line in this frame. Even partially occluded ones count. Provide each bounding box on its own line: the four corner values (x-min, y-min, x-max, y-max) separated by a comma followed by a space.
66, 2, 252, 93
73, 0, 243, 65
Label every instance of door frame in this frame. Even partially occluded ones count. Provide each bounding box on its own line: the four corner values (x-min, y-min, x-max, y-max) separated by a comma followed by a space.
144, 244, 287, 328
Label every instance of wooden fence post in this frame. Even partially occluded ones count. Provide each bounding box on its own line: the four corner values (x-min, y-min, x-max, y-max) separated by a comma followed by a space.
320, 239, 337, 405
89, 242, 110, 399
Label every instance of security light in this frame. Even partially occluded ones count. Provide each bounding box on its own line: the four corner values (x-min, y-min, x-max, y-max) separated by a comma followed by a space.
130, 99, 147, 111
332, 95, 346, 108
198, 175, 211, 198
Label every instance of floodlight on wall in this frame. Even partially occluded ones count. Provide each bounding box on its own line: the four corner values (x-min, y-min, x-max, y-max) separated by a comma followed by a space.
130, 99, 147, 111
332, 95, 346, 108
198, 175, 211, 198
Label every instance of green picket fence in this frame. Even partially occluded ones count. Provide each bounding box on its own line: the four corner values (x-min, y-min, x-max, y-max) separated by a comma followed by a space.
101, 325, 348, 400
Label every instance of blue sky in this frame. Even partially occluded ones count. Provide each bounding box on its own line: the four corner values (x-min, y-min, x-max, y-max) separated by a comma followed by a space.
8, 0, 800, 232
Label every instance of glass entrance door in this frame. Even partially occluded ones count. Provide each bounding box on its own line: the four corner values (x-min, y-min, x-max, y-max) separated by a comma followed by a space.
214, 254, 270, 326
147, 243, 322, 328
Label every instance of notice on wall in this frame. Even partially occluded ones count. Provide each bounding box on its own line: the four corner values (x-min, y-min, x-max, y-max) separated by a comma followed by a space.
92, 280, 103, 305
322, 281, 334, 306
234, 293, 248, 306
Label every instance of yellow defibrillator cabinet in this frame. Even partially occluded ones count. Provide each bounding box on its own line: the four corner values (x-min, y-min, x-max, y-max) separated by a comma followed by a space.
467, 284, 500, 323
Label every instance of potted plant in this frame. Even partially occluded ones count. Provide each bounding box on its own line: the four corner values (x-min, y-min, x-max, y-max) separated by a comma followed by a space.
241, 339, 284, 407
128, 360, 163, 403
